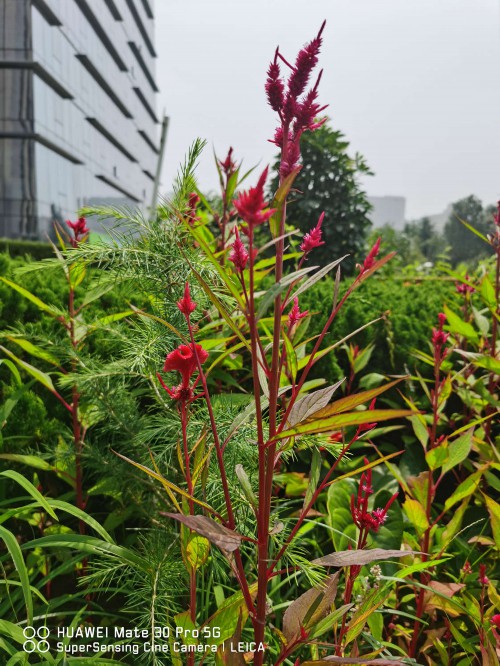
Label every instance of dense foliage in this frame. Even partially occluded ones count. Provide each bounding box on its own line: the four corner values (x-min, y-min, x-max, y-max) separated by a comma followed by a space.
0, 22, 499, 666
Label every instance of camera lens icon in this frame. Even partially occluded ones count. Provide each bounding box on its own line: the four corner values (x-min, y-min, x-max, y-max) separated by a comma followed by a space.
22, 626, 50, 654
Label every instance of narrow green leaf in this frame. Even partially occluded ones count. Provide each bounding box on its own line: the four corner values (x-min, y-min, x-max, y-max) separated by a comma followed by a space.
274, 408, 414, 440
0, 277, 62, 317
0, 470, 58, 521
0, 346, 55, 392
0, 526, 33, 623
308, 378, 405, 421
21, 534, 149, 571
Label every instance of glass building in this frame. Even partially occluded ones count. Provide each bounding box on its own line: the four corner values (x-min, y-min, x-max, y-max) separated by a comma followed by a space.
0, 0, 159, 238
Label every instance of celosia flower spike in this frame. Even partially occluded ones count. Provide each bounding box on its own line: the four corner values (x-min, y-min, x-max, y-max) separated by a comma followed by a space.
233, 166, 276, 230
432, 312, 449, 348
66, 217, 89, 247
228, 227, 249, 272
177, 282, 197, 317
479, 563, 489, 586
491, 614, 500, 630
362, 238, 381, 271
287, 296, 308, 329
350, 461, 398, 533
219, 147, 236, 174
287, 20, 326, 99
300, 212, 325, 253
265, 48, 285, 113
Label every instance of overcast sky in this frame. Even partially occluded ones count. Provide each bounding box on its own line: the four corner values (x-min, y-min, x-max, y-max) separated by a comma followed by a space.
154, 1, 500, 220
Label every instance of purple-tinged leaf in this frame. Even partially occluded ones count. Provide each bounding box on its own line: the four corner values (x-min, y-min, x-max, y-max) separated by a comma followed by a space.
313, 548, 419, 567
165, 513, 242, 552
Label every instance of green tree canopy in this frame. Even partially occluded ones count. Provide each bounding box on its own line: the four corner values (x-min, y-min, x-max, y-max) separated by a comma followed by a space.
270, 122, 373, 273
444, 195, 490, 265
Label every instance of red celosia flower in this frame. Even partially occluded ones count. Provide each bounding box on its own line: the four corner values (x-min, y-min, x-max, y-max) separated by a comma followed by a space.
351, 460, 398, 533
287, 296, 308, 330
491, 614, 500, 630
265, 49, 285, 113
66, 217, 89, 247
432, 312, 449, 348
228, 227, 249, 271
287, 21, 326, 100
455, 275, 475, 295
184, 192, 201, 226
494, 201, 500, 227
160, 342, 208, 401
177, 282, 197, 317
479, 563, 489, 586
300, 212, 325, 253
266, 23, 328, 178
233, 167, 276, 230
362, 238, 381, 272
219, 147, 236, 174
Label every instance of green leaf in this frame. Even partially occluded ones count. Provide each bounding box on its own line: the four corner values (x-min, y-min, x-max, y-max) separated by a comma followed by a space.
444, 469, 483, 512
410, 415, 429, 449
480, 275, 496, 309
457, 216, 489, 243
203, 584, 257, 646
21, 534, 149, 570
0, 346, 56, 392
4, 337, 60, 366
274, 408, 414, 440
442, 429, 473, 475
0, 526, 33, 623
403, 498, 428, 537
291, 255, 348, 300
0, 277, 63, 317
484, 495, 500, 548
268, 166, 302, 237
0, 470, 58, 521
303, 448, 322, 510
308, 378, 405, 420
326, 478, 357, 551
443, 305, 479, 342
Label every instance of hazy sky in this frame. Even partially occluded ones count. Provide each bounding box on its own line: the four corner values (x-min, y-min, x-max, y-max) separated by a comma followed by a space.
155, 1, 500, 220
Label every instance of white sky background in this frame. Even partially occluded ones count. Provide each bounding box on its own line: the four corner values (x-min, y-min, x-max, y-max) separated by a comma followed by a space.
155, 0, 500, 220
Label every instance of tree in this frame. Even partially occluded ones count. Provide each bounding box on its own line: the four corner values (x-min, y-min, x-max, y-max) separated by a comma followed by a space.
270, 122, 373, 272
403, 217, 445, 263
444, 195, 490, 265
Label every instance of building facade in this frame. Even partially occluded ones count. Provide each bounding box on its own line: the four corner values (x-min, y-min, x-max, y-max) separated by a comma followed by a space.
367, 195, 406, 230
0, 0, 158, 239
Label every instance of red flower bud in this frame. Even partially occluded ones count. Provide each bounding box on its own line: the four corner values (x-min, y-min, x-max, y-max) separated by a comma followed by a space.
233, 167, 276, 230
300, 212, 325, 253
177, 282, 197, 317
228, 227, 249, 271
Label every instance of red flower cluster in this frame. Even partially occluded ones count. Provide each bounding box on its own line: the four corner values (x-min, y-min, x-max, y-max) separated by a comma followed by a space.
361, 238, 381, 272
300, 212, 325, 254
455, 275, 475, 295
266, 22, 328, 178
219, 146, 236, 175
479, 563, 489, 586
160, 342, 208, 402
66, 217, 89, 247
350, 460, 398, 533
492, 614, 500, 630
432, 312, 449, 349
287, 296, 308, 330
233, 166, 276, 231
228, 227, 249, 272
184, 192, 201, 226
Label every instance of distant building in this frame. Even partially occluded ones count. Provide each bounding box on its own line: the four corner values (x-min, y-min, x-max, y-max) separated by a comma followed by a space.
0, 0, 159, 239
425, 204, 452, 232
368, 196, 406, 230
